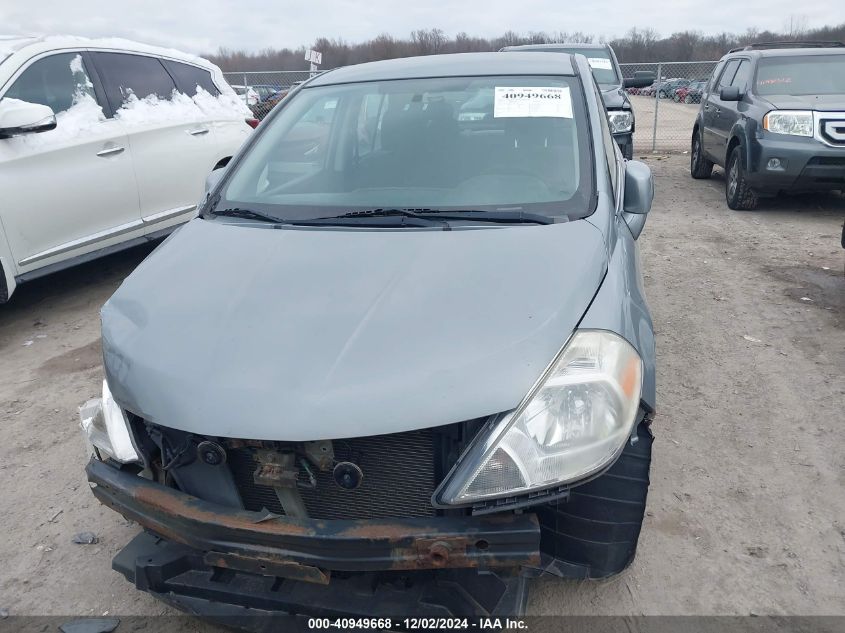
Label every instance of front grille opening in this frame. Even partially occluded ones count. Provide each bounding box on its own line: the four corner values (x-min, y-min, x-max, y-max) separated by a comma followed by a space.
229, 428, 440, 519
135, 418, 485, 521
807, 156, 845, 167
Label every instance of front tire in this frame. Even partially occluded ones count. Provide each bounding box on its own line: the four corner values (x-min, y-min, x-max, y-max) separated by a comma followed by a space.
725, 146, 758, 210
690, 131, 713, 179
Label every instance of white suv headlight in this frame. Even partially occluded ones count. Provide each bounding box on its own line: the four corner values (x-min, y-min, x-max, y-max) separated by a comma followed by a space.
608, 110, 634, 134
763, 110, 813, 137
79, 380, 141, 464
434, 330, 642, 506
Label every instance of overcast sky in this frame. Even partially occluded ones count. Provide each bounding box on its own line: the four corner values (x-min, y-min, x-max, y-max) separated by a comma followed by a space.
0, 0, 834, 55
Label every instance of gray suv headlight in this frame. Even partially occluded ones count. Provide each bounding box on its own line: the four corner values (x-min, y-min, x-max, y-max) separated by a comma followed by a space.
608, 110, 634, 134
763, 110, 813, 137
434, 330, 642, 506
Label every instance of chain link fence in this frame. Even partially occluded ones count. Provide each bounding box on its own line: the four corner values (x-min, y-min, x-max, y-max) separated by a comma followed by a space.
222, 70, 322, 119
222, 62, 720, 149
620, 61, 718, 153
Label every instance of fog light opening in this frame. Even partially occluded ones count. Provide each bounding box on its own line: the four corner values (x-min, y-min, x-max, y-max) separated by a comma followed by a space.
767, 157, 785, 170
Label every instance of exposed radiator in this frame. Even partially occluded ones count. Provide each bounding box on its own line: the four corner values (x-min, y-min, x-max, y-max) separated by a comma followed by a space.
227, 428, 438, 520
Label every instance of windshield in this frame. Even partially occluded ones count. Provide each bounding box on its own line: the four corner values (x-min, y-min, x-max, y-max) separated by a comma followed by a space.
755, 55, 845, 96
566, 48, 619, 85
218, 75, 593, 222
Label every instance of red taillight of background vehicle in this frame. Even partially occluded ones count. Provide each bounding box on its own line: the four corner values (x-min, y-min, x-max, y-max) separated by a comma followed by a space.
246, 118, 259, 129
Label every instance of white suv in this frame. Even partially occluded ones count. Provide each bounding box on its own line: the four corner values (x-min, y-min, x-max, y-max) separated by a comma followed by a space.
0, 36, 254, 302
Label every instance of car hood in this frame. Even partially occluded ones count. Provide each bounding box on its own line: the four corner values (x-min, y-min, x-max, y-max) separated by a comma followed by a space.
102, 218, 607, 441
761, 93, 845, 111
602, 85, 630, 110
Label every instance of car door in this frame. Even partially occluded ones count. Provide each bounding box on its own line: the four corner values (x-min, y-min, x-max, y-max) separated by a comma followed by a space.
702, 59, 740, 161
91, 51, 217, 229
162, 59, 251, 183
0, 51, 140, 273
712, 59, 751, 161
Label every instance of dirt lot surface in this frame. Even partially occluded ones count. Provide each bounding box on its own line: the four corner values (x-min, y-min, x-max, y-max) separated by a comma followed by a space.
0, 154, 843, 623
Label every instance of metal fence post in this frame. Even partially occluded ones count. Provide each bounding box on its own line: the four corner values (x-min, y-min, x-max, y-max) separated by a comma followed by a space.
652, 62, 661, 153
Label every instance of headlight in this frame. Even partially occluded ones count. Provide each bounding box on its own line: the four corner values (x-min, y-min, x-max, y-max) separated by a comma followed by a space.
763, 110, 813, 137
79, 380, 141, 464
434, 330, 642, 506
607, 110, 634, 134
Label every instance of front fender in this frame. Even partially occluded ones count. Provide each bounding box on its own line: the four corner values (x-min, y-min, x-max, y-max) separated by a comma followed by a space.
729, 117, 758, 170
578, 221, 656, 412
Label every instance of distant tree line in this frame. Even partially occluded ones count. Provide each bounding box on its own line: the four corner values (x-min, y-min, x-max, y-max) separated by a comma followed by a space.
207, 23, 845, 71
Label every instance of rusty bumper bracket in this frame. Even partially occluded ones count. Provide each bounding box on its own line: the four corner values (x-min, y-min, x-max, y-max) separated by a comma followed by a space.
87, 458, 541, 573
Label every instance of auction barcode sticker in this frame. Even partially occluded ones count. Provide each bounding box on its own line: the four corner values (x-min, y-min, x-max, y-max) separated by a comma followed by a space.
493, 86, 573, 118
587, 57, 613, 71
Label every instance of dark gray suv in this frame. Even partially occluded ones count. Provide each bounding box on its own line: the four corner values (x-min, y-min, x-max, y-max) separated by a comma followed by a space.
502, 43, 654, 159
690, 42, 845, 209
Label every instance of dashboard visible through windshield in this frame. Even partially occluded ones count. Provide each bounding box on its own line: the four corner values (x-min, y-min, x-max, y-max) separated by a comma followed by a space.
218, 75, 594, 224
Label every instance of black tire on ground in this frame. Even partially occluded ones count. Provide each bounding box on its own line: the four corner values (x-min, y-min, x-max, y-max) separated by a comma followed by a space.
684, 95, 692, 104
535, 419, 654, 579
725, 145, 758, 210
690, 131, 714, 179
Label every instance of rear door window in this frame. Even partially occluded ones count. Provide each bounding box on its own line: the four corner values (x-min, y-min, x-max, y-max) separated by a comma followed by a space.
4, 52, 97, 114
93, 52, 176, 111
162, 60, 220, 96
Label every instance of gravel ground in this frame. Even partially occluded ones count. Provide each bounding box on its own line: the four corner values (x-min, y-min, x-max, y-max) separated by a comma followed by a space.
0, 154, 843, 623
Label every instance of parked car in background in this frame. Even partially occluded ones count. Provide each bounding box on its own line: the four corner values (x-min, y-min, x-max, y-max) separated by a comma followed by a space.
250, 83, 282, 102
500, 43, 654, 159
658, 78, 690, 98
0, 35, 253, 302
636, 81, 658, 97
690, 42, 845, 210
675, 80, 707, 103
232, 84, 259, 106
82, 51, 657, 619
251, 81, 303, 120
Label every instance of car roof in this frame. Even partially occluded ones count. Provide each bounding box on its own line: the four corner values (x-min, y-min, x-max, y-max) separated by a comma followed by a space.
502, 42, 609, 52
0, 34, 216, 70
723, 46, 845, 61
308, 52, 578, 87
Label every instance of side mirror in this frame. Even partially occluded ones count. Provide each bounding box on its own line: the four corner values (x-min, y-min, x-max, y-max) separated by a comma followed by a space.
719, 86, 742, 101
0, 99, 56, 139
205, 167, 225, 193
622, 160, 653, 239
623, 71, 656, 89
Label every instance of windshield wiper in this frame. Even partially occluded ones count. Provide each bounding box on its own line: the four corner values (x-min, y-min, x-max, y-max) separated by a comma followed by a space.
318, 208, 554, 226
302, 208, 450, 229
414, 209, 555, 225
211, 207, 286, 223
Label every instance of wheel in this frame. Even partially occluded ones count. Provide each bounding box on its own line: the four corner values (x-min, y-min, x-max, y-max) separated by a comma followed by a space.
690, 131, 713, 179
673, 94, 680, 102
725, 146, 758, 210
684, 95, 692, 104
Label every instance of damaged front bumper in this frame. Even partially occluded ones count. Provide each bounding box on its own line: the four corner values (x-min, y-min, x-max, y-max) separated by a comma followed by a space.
87, 457, 541, 616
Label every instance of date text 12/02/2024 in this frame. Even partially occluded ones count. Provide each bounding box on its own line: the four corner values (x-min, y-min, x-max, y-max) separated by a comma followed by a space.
307, 618, 529, 630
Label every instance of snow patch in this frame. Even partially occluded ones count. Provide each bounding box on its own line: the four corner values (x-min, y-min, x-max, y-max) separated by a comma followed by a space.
114, 87, 250, 126
9, 93, 106, 148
